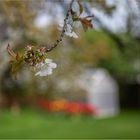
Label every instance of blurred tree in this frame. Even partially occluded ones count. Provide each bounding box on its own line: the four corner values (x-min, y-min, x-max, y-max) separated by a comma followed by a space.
0, 0, 42, 110
83, 0, 140, 80
0, 0, 140, 110
84, 0, 140, 108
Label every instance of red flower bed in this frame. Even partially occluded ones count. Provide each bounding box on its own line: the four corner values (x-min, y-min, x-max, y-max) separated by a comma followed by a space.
36, 99, 96, 115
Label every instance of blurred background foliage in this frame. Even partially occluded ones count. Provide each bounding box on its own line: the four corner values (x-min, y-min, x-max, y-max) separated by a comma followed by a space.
0, 0, 140, 110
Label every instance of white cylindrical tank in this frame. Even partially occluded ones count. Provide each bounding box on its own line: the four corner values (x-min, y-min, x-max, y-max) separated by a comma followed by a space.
78, 68, 120, 118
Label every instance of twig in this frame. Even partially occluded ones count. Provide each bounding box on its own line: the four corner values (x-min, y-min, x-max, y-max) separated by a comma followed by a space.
45, 0, 75, 53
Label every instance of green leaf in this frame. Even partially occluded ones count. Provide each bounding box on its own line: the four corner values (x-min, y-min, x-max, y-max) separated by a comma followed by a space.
72, 14, 80, 21
78, 0, 83, 15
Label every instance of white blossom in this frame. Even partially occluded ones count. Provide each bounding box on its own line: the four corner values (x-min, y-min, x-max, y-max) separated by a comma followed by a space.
59, 23, 78, 38
35, 58, 57, 77
65, 24, 78, 38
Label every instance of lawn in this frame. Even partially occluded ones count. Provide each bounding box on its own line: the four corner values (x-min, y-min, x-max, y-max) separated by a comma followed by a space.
0, 109, 140, 139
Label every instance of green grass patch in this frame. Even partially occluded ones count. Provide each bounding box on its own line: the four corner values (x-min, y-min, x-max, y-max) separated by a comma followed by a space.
0, 109, 140, 139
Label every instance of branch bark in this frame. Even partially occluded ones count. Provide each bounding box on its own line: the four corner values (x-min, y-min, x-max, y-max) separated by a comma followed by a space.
45, 0, 75, 53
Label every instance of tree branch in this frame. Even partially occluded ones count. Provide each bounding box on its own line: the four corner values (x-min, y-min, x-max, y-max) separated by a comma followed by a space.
45, 0, 75, 53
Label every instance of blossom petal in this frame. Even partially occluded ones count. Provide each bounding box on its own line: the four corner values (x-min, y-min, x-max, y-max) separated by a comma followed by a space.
45, 58, 52, 63
65, 31, 78, 38
35, 58, 57, 77
45, 68, 53, 75
35, 68, 52, 76
71, 32, 78, 38
48, 62, 57, 68
36, 63, 44, 69
35, 71, 41, 76
66, 24, 72, 32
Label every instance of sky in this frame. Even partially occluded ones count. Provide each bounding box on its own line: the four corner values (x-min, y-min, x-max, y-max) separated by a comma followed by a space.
91, 0, 129, 33
34, 0, 140, 37
34, 0, 128, 34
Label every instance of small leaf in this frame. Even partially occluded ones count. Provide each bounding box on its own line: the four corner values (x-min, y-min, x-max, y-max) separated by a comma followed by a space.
78, 0, 84, 15
81, 22, 88, 31
7, 44, 16, 58
72, 14, 80, 21
10, 57, 24, 78
7, 44, 24, 78
80, 16, 94, 31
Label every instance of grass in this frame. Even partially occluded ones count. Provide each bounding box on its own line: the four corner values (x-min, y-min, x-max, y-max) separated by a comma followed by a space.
0, 109, 140, 139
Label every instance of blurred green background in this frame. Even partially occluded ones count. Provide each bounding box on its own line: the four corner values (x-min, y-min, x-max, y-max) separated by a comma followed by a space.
0, 0, 140, 139
0, 110, 140, 139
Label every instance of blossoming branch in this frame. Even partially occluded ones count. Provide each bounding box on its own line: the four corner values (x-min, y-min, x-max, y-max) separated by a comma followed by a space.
7, 0, 94, 77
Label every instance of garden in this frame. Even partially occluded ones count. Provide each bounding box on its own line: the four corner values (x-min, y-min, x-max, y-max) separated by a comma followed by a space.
0, 0, 140, 139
